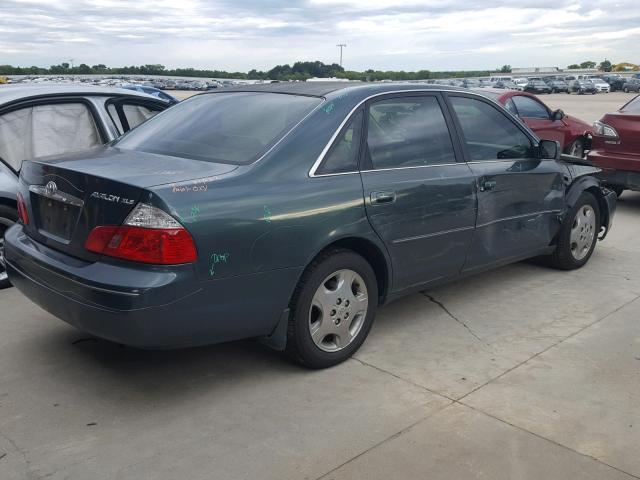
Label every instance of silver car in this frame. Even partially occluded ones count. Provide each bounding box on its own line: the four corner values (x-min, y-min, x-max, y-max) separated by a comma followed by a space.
0, 84, 170, 288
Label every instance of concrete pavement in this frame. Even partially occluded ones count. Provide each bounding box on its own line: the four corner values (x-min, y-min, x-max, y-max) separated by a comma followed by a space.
1, 198, 639, 479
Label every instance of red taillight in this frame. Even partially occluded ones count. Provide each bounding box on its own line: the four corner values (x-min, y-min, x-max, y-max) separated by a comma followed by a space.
85, 225, 197, 265
17, 192, 29, 225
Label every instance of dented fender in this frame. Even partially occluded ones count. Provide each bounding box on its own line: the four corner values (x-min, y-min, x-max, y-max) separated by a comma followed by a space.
561, 162, 616, 240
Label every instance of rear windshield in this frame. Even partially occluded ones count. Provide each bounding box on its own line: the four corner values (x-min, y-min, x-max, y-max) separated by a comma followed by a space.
115, 92, 322, 165
621, 95, 640, 113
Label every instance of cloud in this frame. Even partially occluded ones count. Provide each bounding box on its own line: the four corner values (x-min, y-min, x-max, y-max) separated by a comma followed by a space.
1, 0, 639, 71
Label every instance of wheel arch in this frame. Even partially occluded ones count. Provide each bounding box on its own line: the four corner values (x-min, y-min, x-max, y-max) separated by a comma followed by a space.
311, 236, 392, 306
565, 176, 611, 237
260, 234, 392, 352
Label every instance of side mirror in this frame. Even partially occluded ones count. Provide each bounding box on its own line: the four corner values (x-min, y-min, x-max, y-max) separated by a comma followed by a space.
539, 139, 561, 160
552, 109, 565, 121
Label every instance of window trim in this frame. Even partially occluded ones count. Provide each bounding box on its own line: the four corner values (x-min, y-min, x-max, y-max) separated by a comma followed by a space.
0, 96, 107, 174
309, 89, 474, 177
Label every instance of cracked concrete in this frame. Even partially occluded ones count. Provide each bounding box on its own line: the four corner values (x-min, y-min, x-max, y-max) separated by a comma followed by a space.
421, 292, 484, 343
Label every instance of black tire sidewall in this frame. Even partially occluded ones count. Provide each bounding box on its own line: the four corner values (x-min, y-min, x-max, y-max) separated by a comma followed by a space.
288, 250, 378, 368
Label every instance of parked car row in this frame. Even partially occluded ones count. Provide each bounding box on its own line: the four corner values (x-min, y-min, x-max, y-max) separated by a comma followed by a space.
1, 82, 617, 368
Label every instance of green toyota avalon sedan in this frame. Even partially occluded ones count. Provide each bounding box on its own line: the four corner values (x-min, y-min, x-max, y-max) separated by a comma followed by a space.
4, 82, 616, 368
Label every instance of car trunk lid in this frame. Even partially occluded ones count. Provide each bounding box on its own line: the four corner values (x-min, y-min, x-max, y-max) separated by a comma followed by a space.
19, 147, 237, 261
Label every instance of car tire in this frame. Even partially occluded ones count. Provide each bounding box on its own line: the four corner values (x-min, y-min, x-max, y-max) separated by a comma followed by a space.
548, 192, 600, 270
566, 138, 585, 158
285, 248, 378, 369
0, 205, 18, 290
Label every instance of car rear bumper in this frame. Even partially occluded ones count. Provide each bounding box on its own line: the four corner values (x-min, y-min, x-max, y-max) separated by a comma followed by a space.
588, 150, 640, 190
5, 224, 302, 348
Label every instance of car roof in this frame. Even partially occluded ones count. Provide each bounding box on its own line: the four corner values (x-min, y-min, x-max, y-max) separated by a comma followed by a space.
216, 81, 469, 98
0, 83, 159, 106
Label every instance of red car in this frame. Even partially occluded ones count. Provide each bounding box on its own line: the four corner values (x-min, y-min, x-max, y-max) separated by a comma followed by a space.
588, 95, 640, 196
478, 89, 592, 157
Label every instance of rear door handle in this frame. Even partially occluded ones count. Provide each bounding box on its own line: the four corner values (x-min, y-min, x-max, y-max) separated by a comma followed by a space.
370, 191, 396, 205
479, 180, 497, 192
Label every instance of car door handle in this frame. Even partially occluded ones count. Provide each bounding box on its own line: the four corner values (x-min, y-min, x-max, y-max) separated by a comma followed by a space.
479, 180, 497, 192
370, 191, 396, 205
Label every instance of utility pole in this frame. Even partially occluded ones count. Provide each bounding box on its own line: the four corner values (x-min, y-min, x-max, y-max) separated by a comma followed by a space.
337, 43, 346, 67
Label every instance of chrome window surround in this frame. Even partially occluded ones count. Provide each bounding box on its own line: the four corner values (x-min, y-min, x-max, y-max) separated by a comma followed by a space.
308, 88, 540, 178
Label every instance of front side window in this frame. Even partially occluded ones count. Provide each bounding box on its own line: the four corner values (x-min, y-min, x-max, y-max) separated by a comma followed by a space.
116, 92, 321, 165
317, 110, 363, 175
450, 96, 535, 161
0, 102, 101, 171
365, 96, 456, 169
511, 96, 549, 119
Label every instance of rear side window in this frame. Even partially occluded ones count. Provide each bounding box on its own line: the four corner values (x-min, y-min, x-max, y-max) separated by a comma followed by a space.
365, 96, 456, 169
0, 103, 101, 171
107, 102, 160, 134
116, 92, 322, 165
317, 110, 363, 175
511, 96, 549, 119
450, 96, 535, 161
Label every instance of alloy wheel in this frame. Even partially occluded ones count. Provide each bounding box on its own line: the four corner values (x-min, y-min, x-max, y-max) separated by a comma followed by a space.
570, 205, 596, 261
308, 269, 369, 352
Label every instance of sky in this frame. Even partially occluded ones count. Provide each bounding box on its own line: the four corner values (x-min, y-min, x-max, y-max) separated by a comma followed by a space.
1, 0, 639, 72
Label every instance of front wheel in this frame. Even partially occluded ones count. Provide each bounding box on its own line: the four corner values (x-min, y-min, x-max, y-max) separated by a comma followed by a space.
548, 192, 600, 270
286, 249, 378, 368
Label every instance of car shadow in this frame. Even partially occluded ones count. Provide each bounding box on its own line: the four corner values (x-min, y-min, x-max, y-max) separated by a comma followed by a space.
25, 325, 308, 407
616, 190, 640, 210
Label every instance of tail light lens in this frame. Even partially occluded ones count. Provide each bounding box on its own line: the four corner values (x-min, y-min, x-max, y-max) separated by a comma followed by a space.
17, 191, 29, 225
593, 121, 619, 140
85, 203, 197, 265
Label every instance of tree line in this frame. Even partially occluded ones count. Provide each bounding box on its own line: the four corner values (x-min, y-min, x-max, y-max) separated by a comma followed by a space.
566, 60, 639, 72
0, 61, 492, 81
2, 59, 636, 81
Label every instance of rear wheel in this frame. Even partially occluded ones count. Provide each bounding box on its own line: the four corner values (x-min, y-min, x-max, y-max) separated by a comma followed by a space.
286, 249, 378, 368
548, 192, 600, 270
0, 205, 18, 289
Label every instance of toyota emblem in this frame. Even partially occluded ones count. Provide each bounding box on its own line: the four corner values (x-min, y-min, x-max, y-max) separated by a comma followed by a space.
45, 181, 57, 196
